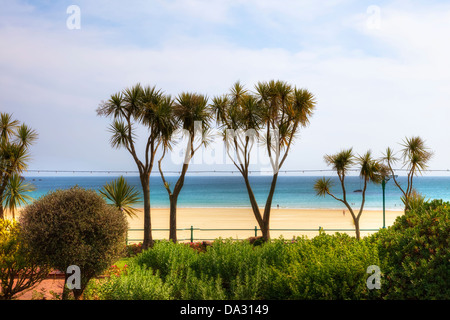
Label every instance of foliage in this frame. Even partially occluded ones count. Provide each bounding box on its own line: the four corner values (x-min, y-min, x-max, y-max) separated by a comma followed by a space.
99, 176, 140, 217
211, 80, 317, 240
374, 199, 450, 299
85, 264, 172, 300
0, 219, 50, 300
268, 233, 381, 300
19, 186, 128, 299
125, 242, 143, 257
158, 92, 213, 242
2, 174, 35, 219
97, 83, 177, 249
314, 148, 387, 240
81, 200, 450, 300
382, 136, 433, 211
0, 112, 38, 220
86, 236, 382, 300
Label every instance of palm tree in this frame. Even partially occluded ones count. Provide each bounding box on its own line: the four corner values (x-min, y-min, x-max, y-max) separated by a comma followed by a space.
97, 84, 170, 249
158, 92, 212, 242
2, 174, 35, 220
99, 176, 141, 218
381, 136, 433, 212
314, 149, 386, 240
211, 80, 316, 240
0, 113, 38, 220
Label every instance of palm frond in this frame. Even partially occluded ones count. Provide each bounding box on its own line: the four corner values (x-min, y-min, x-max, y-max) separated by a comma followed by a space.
324, 148, 354, 175
99, 176, 140, 217
400, 136, 433, 174
292, 88, 316, 127
0, 142, 30, 174
122, 83, 144, 116
3, 173, 35, 219
108, 120, 133, 149
16, 124, 38, 148
96, 93, 126, 119
357, 150, 385, 184
0, 113, 19, 143
314, 177, 334, 197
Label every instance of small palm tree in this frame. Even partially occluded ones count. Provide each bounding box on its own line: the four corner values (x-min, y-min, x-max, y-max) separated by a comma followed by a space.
99, 176, 140, 218
3, 174, 35, 220
314, 149, 386, 240
0, 113, 38, 220
381, 136, 433, 211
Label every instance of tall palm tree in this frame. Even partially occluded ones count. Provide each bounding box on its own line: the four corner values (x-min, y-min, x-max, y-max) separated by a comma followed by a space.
381, 136, 433, 211
97, 84, 170, 249
314, 149, 386, 240
158, 92, 212, 242
3, 174, 35, 220
99, 176, 140, 218
0, 113, 38, 220
211, 80, 316, 240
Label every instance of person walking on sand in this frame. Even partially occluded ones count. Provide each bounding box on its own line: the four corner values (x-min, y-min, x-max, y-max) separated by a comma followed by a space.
343, 210, 345, 216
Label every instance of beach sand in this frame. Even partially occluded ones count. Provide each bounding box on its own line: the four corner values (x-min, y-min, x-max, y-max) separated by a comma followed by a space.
126, 207, 404, 242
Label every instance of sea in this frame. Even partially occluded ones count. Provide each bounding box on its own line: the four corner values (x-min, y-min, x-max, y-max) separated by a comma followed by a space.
21, 174, 450, 211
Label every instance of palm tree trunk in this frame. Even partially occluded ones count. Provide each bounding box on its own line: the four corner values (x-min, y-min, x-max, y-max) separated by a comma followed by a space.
242, 174, 264, 232
168, 163, 189, 243
262, 172, 279, 241
169, 195, 178, 243
141, 175, 153, 249
0, 179, 8, 220
354, 217, 361, 240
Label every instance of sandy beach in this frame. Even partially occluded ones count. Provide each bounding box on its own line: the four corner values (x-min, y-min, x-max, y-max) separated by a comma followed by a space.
126, 207, 404, 242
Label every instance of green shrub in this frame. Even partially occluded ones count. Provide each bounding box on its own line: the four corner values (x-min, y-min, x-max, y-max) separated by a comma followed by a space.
90, 235, 382, 300
190, 239, 271, 299
134, 240, 198, 280
85, 264, 172, 300
267, 233, 381, 300
375, 199, 450, 299
124, 242, 143, 257
0, 219, 50, 300
19, 186, 128, 300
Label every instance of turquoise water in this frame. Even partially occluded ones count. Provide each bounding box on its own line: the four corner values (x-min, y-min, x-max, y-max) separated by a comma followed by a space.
22, 175, 450, 210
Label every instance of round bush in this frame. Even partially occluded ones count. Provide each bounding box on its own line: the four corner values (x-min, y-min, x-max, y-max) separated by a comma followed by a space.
19, 186, 128, 299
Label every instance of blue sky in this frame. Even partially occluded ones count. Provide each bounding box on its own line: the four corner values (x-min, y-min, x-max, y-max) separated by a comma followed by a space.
1, 0, 449, 175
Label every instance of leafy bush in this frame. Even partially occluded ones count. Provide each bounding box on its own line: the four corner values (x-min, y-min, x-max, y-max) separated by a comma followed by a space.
19, 186, 128, 299
125, 242, 143, 257
89, 236, 381, 300
0, 219, 50, 300
84, 200, 449, 300
87, 264, 172, 300
267, 233, 381, 300
189, 239, 270, 299
375, 199, 450, 299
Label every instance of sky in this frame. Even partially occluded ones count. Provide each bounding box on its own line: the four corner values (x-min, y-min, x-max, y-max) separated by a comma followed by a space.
1, 0, 449, 176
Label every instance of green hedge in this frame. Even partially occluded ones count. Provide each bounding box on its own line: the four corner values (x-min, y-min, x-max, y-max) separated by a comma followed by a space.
375, 199, 450, 299
85, 234, 380, 300
84, 200, 449, 300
